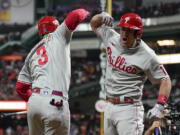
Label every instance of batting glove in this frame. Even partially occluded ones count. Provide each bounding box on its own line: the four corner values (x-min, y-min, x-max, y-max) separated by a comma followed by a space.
100, 12, 113, 27
147, 104, 164, 119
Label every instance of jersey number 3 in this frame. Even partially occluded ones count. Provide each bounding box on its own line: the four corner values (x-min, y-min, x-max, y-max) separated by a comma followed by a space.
36, 46, 48, 65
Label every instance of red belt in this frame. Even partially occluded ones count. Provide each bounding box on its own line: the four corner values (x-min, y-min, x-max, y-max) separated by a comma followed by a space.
33, 89, 63, 97
106, 96, 134, 104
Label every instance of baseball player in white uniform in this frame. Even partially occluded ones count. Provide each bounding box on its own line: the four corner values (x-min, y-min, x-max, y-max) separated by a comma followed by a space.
15, 9, 89, 135
90, 12, 172, 135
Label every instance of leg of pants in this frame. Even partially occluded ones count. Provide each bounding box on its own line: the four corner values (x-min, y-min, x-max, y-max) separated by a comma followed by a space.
28, 93, 70, 135
104, 102, 144, 135
104, 102, 118, 135
43, 102, 70, 135
27, 112, 44, 135
104, 116, 118, 135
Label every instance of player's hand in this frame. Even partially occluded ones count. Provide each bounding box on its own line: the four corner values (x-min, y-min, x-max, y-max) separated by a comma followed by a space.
100, 12, 113, 27
147, 104, 164, 119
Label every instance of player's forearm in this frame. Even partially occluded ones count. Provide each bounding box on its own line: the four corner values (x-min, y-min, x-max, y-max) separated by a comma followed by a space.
90, 14, 103, 32
144, 129, 153, 135
145, 121, 161, 135
157, 78, 172, 104
65, 9, 89, 30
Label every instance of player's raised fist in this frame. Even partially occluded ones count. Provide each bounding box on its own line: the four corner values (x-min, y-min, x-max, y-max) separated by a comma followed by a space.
100, 12, 114, 27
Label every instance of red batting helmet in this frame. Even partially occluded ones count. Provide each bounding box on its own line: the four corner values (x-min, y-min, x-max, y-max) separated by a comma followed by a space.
38, 16, 59, 37
117, 13, 143, 39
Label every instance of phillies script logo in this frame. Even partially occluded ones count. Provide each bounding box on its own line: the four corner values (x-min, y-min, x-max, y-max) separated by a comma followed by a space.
107, 47, 137, 74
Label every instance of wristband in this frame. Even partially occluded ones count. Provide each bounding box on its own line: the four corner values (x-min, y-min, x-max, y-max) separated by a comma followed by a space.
157, 95, 168, 105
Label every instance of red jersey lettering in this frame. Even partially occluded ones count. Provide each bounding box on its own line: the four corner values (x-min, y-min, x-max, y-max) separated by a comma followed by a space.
107, 47, 137, 74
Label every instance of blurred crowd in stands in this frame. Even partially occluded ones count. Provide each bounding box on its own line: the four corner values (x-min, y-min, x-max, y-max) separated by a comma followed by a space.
0, 114, 28, 135
48, 1, 180, 22
120, 1, 180, 19
71, 58, 100, 88
1, 1, 180, 46
0, 59, 23, 100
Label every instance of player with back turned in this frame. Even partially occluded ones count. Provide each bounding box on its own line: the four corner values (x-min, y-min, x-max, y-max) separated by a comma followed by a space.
15, 9, 89, 135
90, 12, 172, 135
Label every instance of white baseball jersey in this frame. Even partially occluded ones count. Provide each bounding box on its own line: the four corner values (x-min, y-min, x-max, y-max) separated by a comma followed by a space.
18, 22, 73, 99
97, 25, 169, 98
